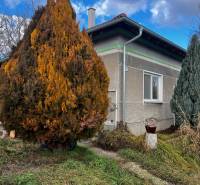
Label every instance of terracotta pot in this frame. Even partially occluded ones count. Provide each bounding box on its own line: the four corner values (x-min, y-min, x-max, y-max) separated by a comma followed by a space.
145, 125, 156, 134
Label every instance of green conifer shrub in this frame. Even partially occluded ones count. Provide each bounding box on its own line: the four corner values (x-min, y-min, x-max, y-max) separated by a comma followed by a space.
171, 34, 200, 127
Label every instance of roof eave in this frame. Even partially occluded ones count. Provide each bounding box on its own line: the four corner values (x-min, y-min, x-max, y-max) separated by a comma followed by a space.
87, 17, 186, 54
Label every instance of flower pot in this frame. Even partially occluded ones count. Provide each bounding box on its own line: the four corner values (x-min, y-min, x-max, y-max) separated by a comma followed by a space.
145, 125, 156, 134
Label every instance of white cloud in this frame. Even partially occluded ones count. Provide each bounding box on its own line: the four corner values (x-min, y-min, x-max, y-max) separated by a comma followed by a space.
151, 0, 200, 25
71, 2, 87, 28
4, 0, 46, 9
71, 0, 147, 27
72, 2, 87, 15
4, 0, 148, 22
94, 0, 147, 17
72, 0, 147, 19
5, 0, 198, 28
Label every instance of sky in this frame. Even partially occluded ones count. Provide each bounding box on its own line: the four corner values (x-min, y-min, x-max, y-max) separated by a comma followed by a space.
1, 0, 200, 49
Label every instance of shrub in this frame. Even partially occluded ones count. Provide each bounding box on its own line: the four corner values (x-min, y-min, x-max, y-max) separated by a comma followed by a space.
0, 0, 109, 147
171, 34, 200, 127
96, 126, 146, 151
177, 124, 200, 157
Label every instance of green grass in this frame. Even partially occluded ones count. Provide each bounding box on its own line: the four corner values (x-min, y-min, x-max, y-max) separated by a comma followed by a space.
0, 139, 145, 185
119, 132, 200, 185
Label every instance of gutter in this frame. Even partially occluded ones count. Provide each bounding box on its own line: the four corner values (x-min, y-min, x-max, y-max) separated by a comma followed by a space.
87, 16, 186, 54
122, 27, 143, 124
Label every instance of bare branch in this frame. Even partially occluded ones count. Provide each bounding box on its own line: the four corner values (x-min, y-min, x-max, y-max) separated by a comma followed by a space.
0, 14, 29, 59
0, 0, 45, 60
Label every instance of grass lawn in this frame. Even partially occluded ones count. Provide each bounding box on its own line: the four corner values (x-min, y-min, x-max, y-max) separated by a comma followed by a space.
119, 132, 200, 185
0, 139, 145, 185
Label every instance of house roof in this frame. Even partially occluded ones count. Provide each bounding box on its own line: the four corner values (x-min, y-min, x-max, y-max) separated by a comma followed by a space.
87, 14, 186, 61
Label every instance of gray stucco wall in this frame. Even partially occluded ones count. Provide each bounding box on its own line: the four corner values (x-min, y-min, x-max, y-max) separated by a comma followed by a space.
100, 53, 121, 129
95, 37, 182, 135
124, 55, 178, 135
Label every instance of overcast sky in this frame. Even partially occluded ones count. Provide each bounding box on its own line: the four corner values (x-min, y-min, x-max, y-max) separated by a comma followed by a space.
1, 0, 200, 49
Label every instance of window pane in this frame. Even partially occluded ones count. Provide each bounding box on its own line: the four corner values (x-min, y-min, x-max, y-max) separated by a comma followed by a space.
152, 76, 159, 99
144, 74, 151, 99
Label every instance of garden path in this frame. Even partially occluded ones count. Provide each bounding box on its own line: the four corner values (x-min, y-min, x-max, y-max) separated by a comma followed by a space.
80, 141, 173, 185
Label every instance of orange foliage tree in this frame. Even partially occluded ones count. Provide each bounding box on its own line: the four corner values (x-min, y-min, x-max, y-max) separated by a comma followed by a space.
0, 0, 109, 148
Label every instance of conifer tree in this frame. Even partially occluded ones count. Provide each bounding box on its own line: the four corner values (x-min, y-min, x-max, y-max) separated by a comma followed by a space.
0, 0, 109, 148
171, 34, 200, 127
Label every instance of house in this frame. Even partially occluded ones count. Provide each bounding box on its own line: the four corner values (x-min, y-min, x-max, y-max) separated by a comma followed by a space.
87, 8, 186, 135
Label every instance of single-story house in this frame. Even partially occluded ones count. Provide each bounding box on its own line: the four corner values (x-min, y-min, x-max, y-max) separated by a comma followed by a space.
87, 8, 186, 135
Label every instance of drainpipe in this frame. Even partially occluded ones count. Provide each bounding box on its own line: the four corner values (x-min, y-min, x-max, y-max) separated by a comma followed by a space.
122, 27, 143, 125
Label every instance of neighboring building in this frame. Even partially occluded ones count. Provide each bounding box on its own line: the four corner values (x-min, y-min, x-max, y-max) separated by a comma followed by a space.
87, 9, 186, 135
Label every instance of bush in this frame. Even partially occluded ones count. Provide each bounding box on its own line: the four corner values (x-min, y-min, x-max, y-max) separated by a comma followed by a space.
96, 126, 146, 151
171, 35, 200, 127
177, 124, 200, 157
0, 0, 109, 147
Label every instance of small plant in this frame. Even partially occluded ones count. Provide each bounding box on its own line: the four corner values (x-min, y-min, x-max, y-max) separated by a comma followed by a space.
178, 124, 200, 157
0, 173, 39, 185
96, 126, 147, 151
16, 173, 40, 185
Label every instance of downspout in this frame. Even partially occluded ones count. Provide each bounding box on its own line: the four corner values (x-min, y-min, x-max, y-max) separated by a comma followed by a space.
122, 27, 143, 125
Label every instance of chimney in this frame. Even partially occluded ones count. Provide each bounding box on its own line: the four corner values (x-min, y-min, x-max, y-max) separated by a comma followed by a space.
88, 8, 96, 28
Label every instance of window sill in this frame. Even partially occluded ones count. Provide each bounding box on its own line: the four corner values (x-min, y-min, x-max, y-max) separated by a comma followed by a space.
144, 100, 163, 104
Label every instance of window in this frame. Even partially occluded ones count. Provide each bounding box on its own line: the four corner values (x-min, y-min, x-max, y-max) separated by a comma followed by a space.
144, 72, 163, 102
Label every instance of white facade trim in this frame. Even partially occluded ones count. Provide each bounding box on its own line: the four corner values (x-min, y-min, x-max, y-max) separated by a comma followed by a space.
98, 49, 181, 72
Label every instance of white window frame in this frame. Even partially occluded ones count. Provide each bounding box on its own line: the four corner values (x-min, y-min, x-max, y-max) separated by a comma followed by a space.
143, 70, 163, 103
